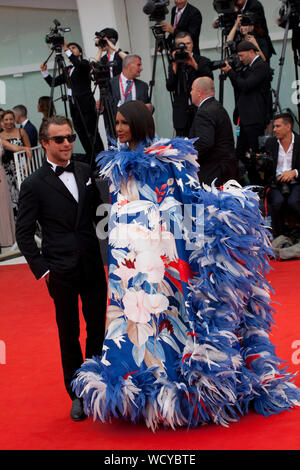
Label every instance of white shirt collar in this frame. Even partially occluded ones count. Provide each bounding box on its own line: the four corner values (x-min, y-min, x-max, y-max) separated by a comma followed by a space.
21, 119, 29, 127
249, 54, 260, 67
277, 132, 295, 148
199, 96, 214, 108
121, 72, 132, 84
240, 0, 248, 12
176, 4, 187, 15
47, 157, 71, 171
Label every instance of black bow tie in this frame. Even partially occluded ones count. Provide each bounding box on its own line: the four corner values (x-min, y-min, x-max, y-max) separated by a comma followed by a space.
55, 161, 75, 176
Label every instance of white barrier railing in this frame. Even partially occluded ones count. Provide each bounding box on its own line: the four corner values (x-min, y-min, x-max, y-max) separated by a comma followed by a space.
13, 145, 45, 190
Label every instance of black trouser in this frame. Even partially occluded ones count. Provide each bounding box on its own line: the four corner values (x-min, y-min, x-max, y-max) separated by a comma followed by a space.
46, 262, 107, 399
267, 184, 300, 238
236, 123, 265, 184
70, 99, 104, 166
175, 105, 196, 138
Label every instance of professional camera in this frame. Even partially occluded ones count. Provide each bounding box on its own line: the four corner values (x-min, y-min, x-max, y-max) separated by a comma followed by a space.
173, 42, 189, 63
213, 0, 236, 34
45, 19, 71, 50
143, 0, 169, 22
210, 41, 243, 72
95, 32, 109, 48
90, 61, 112, 88
240, 11, 256, 26
213, 0, 235, 14
279, 0, 300, 28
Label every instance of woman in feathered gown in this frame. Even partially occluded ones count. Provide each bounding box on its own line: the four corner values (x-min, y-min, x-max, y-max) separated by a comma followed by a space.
73, 100, 300, 430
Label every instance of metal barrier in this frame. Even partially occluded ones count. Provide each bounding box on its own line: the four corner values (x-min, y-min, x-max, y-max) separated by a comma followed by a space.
13, 145, 44, 190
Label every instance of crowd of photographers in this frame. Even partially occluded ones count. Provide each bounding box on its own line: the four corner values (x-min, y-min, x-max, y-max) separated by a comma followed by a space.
2, 0, 299, 251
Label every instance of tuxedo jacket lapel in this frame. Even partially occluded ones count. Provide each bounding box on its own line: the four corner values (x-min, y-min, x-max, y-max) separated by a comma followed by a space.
73, 162, 86, 227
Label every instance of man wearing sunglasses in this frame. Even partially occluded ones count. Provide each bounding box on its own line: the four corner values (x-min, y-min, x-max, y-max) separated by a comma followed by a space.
16, 116, 107, 422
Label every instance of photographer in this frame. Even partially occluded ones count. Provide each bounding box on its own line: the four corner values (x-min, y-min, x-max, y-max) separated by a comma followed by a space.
40, 39, 104, 164
213, 0, 275, 60
93, 28, 128, 78
221, 40, 272, 182
226, 12, 270, 62
166, 31, 213, 137
161, 0, 202, 55
265, 113, 300, 239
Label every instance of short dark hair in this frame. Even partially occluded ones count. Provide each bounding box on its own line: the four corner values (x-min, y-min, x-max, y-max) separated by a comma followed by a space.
67, 42, 83, 54
39, 115, 74, 143
38, 96, 56, 117
117, 100, 155, 144
274, 112, 294, 128
99, 28, 118, 42
175, 31, 192, 42
12, 104, 27, 117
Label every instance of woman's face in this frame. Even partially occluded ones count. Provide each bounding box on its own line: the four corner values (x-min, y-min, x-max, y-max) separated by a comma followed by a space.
2, 113, 15, 130
116, 111, 132, 145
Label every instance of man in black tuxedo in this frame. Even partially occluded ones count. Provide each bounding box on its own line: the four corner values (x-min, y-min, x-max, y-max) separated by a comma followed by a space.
264, 113, 300, 238
221, 40, 271, 182
109, 55, 152, 116
13, 105, 38, 147
40, 41, 104, 164
166, 31, 213, 137
189, 76, 237, 186
161, 0, 202, 55
16, 116, 107, 421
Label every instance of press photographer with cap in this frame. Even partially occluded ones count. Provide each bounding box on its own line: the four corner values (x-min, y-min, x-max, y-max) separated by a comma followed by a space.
221, 39, 272, 183
40, 39, 104, 165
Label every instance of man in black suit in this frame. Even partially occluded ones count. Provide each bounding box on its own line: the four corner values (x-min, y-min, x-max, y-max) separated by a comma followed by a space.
264, 113, 300, 238
40, 40, 104, 164
161, 0, 202, 55
16, 115, 107, 421
221, 40, 271, 182
93, 28, 127, 78
189, 76, 237, 186
166, 31, 213, 137
13, 105, 38, 147
109, 55, 152, 116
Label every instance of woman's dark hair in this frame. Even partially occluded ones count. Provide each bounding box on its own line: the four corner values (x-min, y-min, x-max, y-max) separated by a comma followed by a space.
117, 100, 155, 144
38, 96, 56, 118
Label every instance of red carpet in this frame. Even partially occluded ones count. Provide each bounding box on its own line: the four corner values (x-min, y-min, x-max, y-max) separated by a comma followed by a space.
0, 261, 300, 450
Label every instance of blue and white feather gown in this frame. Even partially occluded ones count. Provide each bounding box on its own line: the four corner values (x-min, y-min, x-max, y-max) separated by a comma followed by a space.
72, 138, 300, 430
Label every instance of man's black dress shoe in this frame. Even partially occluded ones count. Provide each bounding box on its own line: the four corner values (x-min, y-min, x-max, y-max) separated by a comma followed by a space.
70, 398, 86, 421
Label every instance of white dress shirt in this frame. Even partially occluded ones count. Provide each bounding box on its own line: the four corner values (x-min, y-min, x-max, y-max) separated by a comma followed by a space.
47, 157, 79, 202
118, 73, 136, 105
106, 51, 116, 78
276, 133, 297, 179
174, 4, 187, 27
